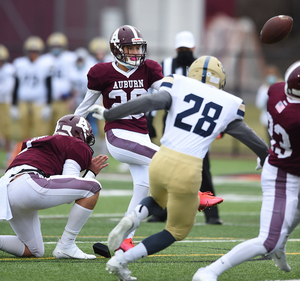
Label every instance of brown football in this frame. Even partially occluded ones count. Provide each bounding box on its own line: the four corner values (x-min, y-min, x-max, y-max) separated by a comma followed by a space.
260, 15, 293, 44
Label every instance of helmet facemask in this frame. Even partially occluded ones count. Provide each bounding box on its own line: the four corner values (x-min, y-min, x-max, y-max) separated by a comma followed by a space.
110, 25, 147, 69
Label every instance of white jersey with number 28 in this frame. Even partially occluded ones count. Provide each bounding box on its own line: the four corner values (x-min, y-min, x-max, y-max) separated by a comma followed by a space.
160, 74, 245, 159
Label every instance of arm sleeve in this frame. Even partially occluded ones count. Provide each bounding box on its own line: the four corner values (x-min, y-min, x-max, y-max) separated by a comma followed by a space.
104, 90, 172, 121
74, 89, 101, 117
224, 119, 269, 165
62, 159, 81, 176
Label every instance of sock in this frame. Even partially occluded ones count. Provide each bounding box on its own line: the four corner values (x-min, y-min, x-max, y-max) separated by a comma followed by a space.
0, 235, 25, 257
125, 184, 149, 238
126, 184, 149, 216
142, 229, 176, 255
135, 204, 149, 220
139, 196, 164, 217
207, 237, 267, 276
124, 242, 148, 263
60, 203, 93, 246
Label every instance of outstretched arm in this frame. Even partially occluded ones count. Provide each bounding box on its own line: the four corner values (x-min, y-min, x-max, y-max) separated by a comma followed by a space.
75, 89, 101, 118
88, 90, 172, 121
224, 119, 269, 166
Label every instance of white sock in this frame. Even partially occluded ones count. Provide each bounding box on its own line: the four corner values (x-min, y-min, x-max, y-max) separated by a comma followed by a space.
125, 184, 149, 238
207, 237, 267, 276
126, 184, 149, 215
0, 235, 25, 257
124, 242, 148, 263
135, 204, 149, 220
60, 203, 93, 246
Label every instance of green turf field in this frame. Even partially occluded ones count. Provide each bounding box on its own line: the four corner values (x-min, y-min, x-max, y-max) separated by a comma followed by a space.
0, 157, 299, 281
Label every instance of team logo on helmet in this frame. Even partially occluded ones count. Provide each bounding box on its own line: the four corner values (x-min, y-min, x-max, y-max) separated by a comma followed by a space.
54, 115, 95, 147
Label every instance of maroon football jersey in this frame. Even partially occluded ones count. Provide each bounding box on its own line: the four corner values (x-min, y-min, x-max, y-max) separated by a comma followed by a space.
267, 82, 300, 176
87, 59, 163, 134
7, 135, 92, 177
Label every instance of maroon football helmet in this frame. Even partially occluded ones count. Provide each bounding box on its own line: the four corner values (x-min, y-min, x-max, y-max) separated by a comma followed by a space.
54, 115, 95, 147
110, 25, 147, 69
284, 61, 300, 101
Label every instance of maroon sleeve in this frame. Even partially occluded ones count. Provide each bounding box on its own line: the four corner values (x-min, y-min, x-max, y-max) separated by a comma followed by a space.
87, 62, 109, 91
145, 59, 163, 87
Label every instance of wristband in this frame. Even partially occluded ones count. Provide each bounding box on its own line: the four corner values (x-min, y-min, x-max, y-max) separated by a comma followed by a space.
83, 169, 96, 179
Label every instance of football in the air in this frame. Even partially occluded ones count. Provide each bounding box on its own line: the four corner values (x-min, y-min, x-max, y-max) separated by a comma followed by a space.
260, 15, 293, 44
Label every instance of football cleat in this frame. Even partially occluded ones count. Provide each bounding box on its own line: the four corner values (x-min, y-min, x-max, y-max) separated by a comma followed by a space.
108, 210, 140, 251
117, 238, 136, 252
198, 191, 223, 212
106, 250, 137, 281
53, 240, 96, 259
192, 267, 217, 281
270, 250, 291, 272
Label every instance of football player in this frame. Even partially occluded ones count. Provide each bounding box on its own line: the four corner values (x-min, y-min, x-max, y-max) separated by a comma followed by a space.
42, 32, 77, 134
11, 36, 52, 140
147, 31, 223, 225
0, 115, 108, 259
0, 44, 15, 164
88, 55, 269, 280
88, 36, 114, 63
74, 25, 163, 252
192, 61, 300, 280
69, 47, 100, 146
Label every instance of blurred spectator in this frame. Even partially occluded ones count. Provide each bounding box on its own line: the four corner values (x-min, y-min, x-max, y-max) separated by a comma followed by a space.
256, 64, 282, 142
0, 44, 15, 166
11, 36, 52, 141
88, 37, 113, 63
42, 32, 76, 134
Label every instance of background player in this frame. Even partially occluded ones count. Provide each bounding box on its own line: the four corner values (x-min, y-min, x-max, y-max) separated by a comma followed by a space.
192, 60, 300, 280
42, 32, 76, 134
11, 36, 52, 141
0, 44, 15, 166
74, 25, 163, 251
89, 55, 269, 280
0, 115, 108, 259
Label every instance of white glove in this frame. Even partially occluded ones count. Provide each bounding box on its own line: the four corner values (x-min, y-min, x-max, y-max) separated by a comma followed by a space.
10, 106, 20, 120
41, 105, 52, 121
88, 104, 106, 121
255, 157, 262, 171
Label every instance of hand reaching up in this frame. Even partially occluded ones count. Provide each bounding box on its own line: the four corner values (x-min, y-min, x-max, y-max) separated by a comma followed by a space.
89, 154, 109, 175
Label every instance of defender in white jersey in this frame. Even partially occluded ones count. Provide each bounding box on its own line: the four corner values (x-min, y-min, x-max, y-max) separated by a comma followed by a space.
0, 44, 15, 163
42, 32, 76, 134
88, 56, 269, 281
192, 61, 300, 281
12, 36, 52, 140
